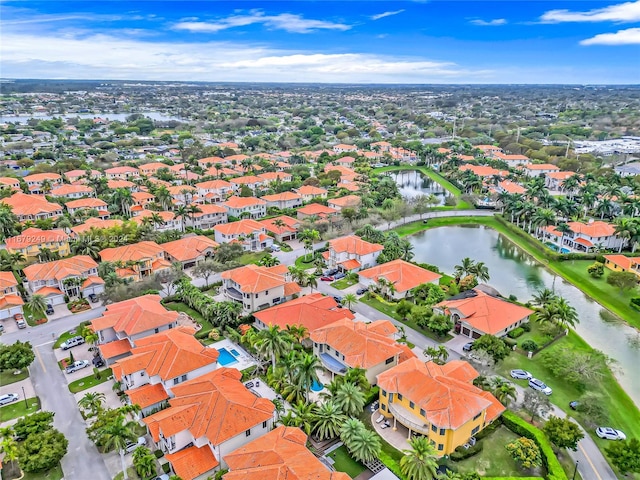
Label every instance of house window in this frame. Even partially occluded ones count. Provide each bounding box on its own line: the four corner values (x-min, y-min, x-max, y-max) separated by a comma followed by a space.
181, 375, 187, 382
397, 394, 403, 401
155, 328, 159, 334
420, 409, 426, 417
409, 401, 415, 409
431, 425, 437, 433
473, 412, 482, 421
335, 351, 339, 357
246, 429, 251, 437
262, 421, 267, 428
438, 444, 444, 451
381, 404, 386, 411
439, 428, 445, 436
140, 372, 144, 377
472, 426, 480, 435
382, 390, 387, 397
385, 357, 394, 365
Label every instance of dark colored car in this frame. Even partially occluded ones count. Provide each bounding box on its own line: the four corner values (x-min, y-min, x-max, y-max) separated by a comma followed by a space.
356, 287, 368, 295
333, 272, 346, 280
88, 293, 99, 303
463, 342, 474, 352
333, 296, 343, 304
92, 356, 105, 368
45, 304, 54, 315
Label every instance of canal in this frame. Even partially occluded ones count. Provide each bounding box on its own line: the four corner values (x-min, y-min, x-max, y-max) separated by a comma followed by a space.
407, 225, 640, 405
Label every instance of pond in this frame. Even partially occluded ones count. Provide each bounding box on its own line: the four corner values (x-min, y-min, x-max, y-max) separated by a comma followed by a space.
387, 170, 450, 205
408, 225, 640, 405
0, 111, 186, 123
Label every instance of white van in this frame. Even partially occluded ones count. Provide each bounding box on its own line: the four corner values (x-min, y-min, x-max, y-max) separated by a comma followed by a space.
60, 336, 85, 350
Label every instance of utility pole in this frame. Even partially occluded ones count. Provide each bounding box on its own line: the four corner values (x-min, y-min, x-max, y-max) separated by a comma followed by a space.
572, 460, 579, 480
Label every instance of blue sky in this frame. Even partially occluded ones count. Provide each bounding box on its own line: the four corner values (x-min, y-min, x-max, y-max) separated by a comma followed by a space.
1, 1, 639, 83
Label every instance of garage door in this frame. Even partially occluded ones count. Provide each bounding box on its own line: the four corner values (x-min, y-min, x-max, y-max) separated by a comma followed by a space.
461, 327, 471, 337
472, 331, 482, 339
48, 295, 65, 306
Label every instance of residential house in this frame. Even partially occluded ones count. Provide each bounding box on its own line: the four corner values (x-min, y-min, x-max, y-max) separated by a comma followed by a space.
523, 163, 560, 177
99, 241, 172, 282
334, 156, 356, 168
327, 195, 361, 212
70, 218, 123, 237
65, 198, 110, 219
358, 259, 442, 300
496, 180, 526, 195
324, 235, 384, 272
107, 179, 138, 191
603, 254, 640, 278
459, 164, 506, 178
333, 144, 358, 154
167, 185, 197, 206
257, 172, 292, 185
23, 173, 62, 194
310, 319, 410, 386
229, 176, 266, 193
295, 185, 328, 202
197, 156, 226, 169
23, 255, 104, 305
1, 192, 63, 222
213, 220, 272, 251
541, 220, 625, 252
297, 203, 338, 221
105, 166, 140, 180
139, 162, 171, 177
377, 358, 505, 454
434, 289, 533, 339
491, 152, 530, 167
0, 177, 21, 191
143, 368, 274, 479
259, 215, 299, 242
133, 210, 184, 232
261, 192, 302, 210
0, 271, 24, 320
5, 228, 70, 260
112, 326, 219, 416
131, 192, 155, 212
195, 180, 232, 203
545, 172, 577, 192
162, 236, 219, 268
222, 196, 267, 219
92, 295, 180, 364
49, 184, 94, 199
221, 264, 300, 313
475, 145, 503, 157
64, 169, 101, 183
223, 426, 350, 480
186, 204, 227, 231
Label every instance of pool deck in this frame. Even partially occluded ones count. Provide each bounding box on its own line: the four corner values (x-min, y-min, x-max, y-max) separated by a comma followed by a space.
208, 339, 257, 371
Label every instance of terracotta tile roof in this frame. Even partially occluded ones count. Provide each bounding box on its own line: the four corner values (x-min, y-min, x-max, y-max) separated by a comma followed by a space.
284, 282, 302, 296
574, 237, 593, 247
6, 227, 68, 250
498, 180, 526, 195
261, 192, 301, 202
0, 294, 24, 309
339, 183, 360, 192
229, 175, 263, 185
567, 220, 616, 238
333, 144, 358, 150
139, 162, 169, 174
436, 290, 533, 336
524, 163, 560, 171
166, 445, 219, 480
257, 172, 291, 182
459, 164, 505, 178
359, 259, 441, 293
23, 255, 98, 283
310, 318, 403, 369
222, 264, 289, 293
99, 338, 132, 359
329, 235, 384, 256
65, 198, 108, 210
81, 276, 104, 289
105, 166, 139, 174
253, 293, 354, 334
323, 165, 355, 176
71, 218, 123, 235
131, 191, 155, 203
297, 203, 337, 216
125, 383, 169, 409
161, 236, 219, 263
91, 294, 179, 337
296, 185, 327, 196
0, 177, 21, 188
195, 180, 232, 190
604, 254, 640, 271
223, 196, 266, 208
339, 258, 361, 270
0, 271, 19, 290
132, 210, 177, 225
198, 156, 226, 166
224, 426, 350, 480
546, 171, 575, 180
99, 240, 165, 263
64, 169, 100, 180
328, 195, 361, 208
49, 184, 94, 197
144, 368, 274, 445
1, 192, 62, 217
107, 179, 136, 189
337, 156, 356, 163
377, 358, 505, 430
192, 204, 226, 217
214, 219, 264, 236
259, 215, 299, 235
113, 326, 218, 382
23, 173, 61, 183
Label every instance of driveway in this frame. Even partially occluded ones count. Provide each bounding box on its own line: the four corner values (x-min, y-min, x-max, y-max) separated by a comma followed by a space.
0, 318, 21, 335
74, 380, 121, 412
47, 303, 72, 320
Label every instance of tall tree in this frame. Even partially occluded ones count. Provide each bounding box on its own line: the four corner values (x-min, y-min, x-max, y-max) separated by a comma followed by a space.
400, 436, 440, 480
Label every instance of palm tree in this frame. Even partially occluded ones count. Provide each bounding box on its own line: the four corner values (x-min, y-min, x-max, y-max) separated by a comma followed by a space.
287, 266, 307, 284
304, 272, 318, 293
339, 418, 365, 447
532, 288, 557, 308
255, 325, 292, 370
132, 446, 156, 479
313, 401, 347, 440
0, 428, 20, 475
614, 217, 637, 253
97, 414, 138, 480
492, 379, 517, 407
285, 324, 308, 343
294, 353, 322, 401
342, 293, 358, 310
345, 425, 381, 463
299, 229, 320, 261
531, 208, 556, 238
174, 205, 188, 232
596, 198, 614, 220
186, 204, 202, 226
258, 253, 280, 267
289, 401, 316, 436
27, 294, 47, 318
78, 391, 106, 417
555, 222, 572, 250
454, 257, 475, 280
400, 436, 440, 480
334, 382, 366, 416
472, 261, 490, 283
552, 297, 579, 329
72, 235, 101, 259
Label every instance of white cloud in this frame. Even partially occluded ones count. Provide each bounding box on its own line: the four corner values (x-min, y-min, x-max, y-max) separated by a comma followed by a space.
580, 27, 640, 45
173, 11, 351, 34
0, 31, 492, 83
470, 18, 507, 26
540, 1, 640, 23
370, 10, 405, 21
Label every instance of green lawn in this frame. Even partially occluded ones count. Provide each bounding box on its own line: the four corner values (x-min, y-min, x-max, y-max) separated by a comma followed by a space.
53, 322, 89, 349
238, 252, 267, 265
294, 254, 317, 269
22, 464, 64, 480
446, 426, 541, 478
23, 305, 47, 327
164, 302, 213, 330
68, 368, 113, 393
0, 396, 40, 422
0, 368, 29, 385
113, 467, 140, 480
327, 445, 366, 478
331, 277, 358, 290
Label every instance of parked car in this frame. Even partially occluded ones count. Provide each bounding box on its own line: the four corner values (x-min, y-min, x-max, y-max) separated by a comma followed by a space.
325, 269, 339, 276
333, 296, 343, 304
462, 341, 474, 352
0, 323, 4, 333
154, 475, 169, 480
510, 369, 533, 380
92, 356, 105, 368
124, 437, 147, 453
65, 360, 90, 374
320, 276, 334, 282
270, 244, 281, 252
596, 427, 626, 440
0, 393, 19, 406
61, 336, 85, 350
356, 287, 369, 295
528, 378, 552, 395
45, 304, 54, 315
14, 313, 26, 329
569, 401, 580, 410
88, 293, 99, 303
333, 272, 346, 280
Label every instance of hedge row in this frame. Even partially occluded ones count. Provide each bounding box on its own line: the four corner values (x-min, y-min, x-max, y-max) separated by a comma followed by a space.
378, 451, 406, 480
364, 386, 380, 405
501, 411, 567, 480
450, 442, 483, 461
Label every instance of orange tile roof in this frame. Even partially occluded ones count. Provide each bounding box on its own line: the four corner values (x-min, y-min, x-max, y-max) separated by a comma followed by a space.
23, 255, 98, 283
259, 215, 299, 235
223, 196, 266, 208
524, 163, 559, 171
125, 383, 170, 409
339, 183, 360, 192
297, 203, 337, 216
49, 184, 93, 197
192, 204, 227, 217
65, 198, 108, 210
459, 164, 504, 178
546, 171, 575, 180
99, 240, 165, 263
0, 271, 19, 290
64, 169, 100, 180
436, 290, 533, 336
224, 426, 350, 480
161, 236, 219, 262
230, 175, 263, 185
144, 368, 273, 445
105, 166, 139, 174
261, 192, 301, 202
0, 294, 24, 309
195, 179, 232, 190
328, 195, 361, 208
71, 218, 123, 235
91, 294, 179, 337
5, 227, 68, 250
377, 358, 505, 430
0, 177, 21, 188
296, 185, 327, 196
284, 282, 302, 296
339, 258, 361, 270
310, 318, 403, 369
98, 338, 132, 359
323, 165, 356, 176
107, 179, 136, 189
257, 172, 291, 182
604, 254, 640, 271
214, 219, 264, 236
329, 235, 384, 256
567, 220, 616, 238
1, 192, 62, 217
333, 143, 358, 150
166, 445, 219, 480
23, 173, 61, 183
222, 264, 289, 293
114, 326, 218, 381
498, 180, 526, 195
82, 276, 104, 289
359, 259, 441, 293
253, 293, 354, 334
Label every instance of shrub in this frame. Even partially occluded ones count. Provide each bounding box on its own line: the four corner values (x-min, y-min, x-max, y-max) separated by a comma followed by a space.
521, 322, 532, 332
521, 340, 539, 352
504, 337, 518, 348
508, 327, 525, 339
509, 294, 518, 302
450, 442, 484, 461
378, 451, 404, 479
631, 297, 640, 311
195, 328, 213, 339
363, 386, 380, 405
587, 262, 605, 278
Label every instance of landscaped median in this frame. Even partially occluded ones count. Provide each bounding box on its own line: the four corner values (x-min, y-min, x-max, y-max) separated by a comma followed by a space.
0, 396, 40, 422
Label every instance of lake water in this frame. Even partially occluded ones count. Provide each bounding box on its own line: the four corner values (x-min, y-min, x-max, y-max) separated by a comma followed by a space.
408, 225, 640, 405
0, 112, 186, 124
388, 170, 450, 205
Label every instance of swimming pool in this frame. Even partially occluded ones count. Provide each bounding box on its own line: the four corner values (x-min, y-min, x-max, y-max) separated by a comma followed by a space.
217, 347, 239, 366
310, 379, 324, 392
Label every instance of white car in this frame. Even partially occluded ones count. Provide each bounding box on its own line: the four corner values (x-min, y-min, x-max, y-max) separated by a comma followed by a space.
65, 360, 90, 374
510, 369, 533, 380
596, 427, 626, 440
0, 393, 19, 406
124, 437, 147, 453
528, 378, 552, 395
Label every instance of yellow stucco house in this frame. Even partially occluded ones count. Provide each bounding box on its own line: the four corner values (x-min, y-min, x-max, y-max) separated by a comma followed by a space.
5, 227, 70, 259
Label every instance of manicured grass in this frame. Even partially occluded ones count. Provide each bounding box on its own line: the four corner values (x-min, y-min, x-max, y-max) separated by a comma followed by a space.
496, 331, 640, 449
164, 302, 213, 330
331, 277, 358, 290
0, 396, 40, 422
238, 252, 266, 265
68, 368, 113, 393
23, 305, 47, 327
294, 254, 317, 269
53, 322, 89, 349
446, 426, 538, 478
22, 464, 64, 480
113, 467, 140, 480
327, 445, 366, 478
0, 368, 29, 385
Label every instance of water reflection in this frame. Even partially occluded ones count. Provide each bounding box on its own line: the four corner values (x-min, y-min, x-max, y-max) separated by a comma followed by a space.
388, 170, 449, 204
